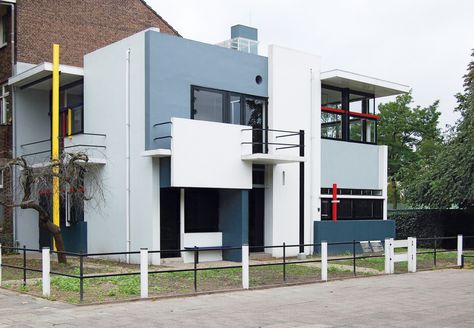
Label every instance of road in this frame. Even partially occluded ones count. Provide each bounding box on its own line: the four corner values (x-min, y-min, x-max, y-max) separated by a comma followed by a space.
0, 269, 473, 327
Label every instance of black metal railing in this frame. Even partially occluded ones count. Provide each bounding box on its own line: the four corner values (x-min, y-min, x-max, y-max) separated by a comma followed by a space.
241, 128, 304, 154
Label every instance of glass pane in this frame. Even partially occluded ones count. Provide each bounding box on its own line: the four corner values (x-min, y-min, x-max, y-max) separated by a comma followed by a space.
193, 89, 223, 123
245, 98, 264, 153
321, 87, 342, 109
349, 94, 365, 113
72, 106, 83, 134
353, 199, 373, 219
366, 119, 376, 143
321, 112, 342, 139
349, 117, 363, 142
339, 199, 352, 219
229, 95, 241, 124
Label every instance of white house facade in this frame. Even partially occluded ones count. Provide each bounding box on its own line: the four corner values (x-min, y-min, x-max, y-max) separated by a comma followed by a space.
9, 25, 409, 262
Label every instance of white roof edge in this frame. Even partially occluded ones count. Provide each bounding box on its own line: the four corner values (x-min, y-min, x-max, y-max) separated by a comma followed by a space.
321, 69, 410, 94
1, 0, 16, 4
9, 62, 84, 86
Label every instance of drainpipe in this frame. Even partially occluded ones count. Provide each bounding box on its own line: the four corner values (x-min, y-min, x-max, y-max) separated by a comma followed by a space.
125, 49, 131, 262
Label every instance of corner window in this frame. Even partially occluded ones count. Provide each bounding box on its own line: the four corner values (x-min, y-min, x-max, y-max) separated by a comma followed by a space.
321, 198, 384, 220
59, 81, 84, 137
0, 84, 10, 125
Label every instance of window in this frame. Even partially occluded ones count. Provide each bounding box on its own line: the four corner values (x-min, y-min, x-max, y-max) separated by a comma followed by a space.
185, 188, 219, 233
58, 81, 84, 137
0, 13, 7, 47
0, 84, 10, 125
0, 169, 3, 189
192, 88, 224, 123
191, 86, 267, 152
321, 111, 343, 139
321, 198, 384, 220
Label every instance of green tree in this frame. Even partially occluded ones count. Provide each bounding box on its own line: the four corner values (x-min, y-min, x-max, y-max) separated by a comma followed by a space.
404, 50, 474, 209
378, 92, 442, 208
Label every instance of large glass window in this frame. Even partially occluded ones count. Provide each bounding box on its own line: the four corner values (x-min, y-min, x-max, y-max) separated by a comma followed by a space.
59, 81, 84, 137
321, 198, 384, 220
321, 87, 342, 109
185, 188, 219, 233
192, 88, 224, 123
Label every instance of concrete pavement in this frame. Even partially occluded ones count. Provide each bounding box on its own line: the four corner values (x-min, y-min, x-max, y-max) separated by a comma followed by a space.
0, 269, 473, 327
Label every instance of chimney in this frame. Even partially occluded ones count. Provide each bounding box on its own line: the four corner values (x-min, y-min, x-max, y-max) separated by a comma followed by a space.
217, 25, 259, 55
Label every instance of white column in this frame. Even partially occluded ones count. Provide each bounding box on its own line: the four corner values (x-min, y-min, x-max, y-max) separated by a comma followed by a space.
411, 238, 417, 273
42, 247, 50, 297
242, 244, 249, 289
321, 241, 327, 281
0, 244, 2, 287
457, 235, 463, 267
384, 238, 392, 274
140, 248, 148, 298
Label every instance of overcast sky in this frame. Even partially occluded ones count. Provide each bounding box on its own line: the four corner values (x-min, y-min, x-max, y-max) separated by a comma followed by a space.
147, 0, 474, 129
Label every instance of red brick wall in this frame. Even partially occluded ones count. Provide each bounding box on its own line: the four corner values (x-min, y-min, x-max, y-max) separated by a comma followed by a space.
15, 0, 179, 68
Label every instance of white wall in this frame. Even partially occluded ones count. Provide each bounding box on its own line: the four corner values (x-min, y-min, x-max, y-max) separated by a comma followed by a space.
84, 30, 159, 259
267, 45, 321, 257
14, 88, 51, 248
170, 117, 252, 189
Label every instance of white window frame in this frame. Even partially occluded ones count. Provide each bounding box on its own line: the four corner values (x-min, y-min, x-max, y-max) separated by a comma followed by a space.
0, 170, 4, 189
0, 84, 9, 125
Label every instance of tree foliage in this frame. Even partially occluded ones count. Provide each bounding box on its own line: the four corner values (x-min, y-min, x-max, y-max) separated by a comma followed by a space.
403, 50, 474, 209
378, 92, 443, 208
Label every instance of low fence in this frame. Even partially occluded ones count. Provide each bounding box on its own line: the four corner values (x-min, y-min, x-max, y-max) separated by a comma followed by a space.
0, 235, 473, 303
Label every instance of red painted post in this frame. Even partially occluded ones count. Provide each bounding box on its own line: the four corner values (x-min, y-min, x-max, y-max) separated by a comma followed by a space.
332, 183, 338, 222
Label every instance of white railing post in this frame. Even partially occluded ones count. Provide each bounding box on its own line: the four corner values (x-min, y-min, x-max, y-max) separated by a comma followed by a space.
412, 237, 417, 272
242, 244, 249, 289
408, 237, 413, 272
0, 244, 2, 287
42, 247, 50, 297
457, 235, 463, 267
384, 238, 391, 274
390, 238, 395, 274
321, 241, 327, 281
140, 248, 148, 298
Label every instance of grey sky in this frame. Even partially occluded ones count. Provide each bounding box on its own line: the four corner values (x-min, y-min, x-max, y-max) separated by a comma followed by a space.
147, 0, 474, 129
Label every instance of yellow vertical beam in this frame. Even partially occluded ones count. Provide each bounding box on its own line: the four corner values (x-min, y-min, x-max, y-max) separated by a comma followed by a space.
52, 44, 60, 251
68, 108, 72, 138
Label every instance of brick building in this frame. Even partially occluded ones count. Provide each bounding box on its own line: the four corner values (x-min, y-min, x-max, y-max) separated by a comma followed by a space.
0, 0, 179, 245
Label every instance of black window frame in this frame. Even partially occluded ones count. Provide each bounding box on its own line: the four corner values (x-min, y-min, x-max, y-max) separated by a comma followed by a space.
320, 197, 384, 220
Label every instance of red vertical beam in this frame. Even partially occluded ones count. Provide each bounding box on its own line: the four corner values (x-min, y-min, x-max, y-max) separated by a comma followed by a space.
332, 183, 338, 222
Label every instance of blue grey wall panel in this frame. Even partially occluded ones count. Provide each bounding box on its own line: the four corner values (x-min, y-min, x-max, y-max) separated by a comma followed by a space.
145, 31, 268, 149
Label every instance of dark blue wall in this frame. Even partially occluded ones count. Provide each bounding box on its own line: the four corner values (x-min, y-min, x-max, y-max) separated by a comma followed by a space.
62, 222, 88, 254
219, 190, 249, 261
145, 31, 268, 150
313, 220, 395, 255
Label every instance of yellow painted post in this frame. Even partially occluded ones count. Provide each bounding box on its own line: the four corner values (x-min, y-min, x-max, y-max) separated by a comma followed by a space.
68, 108, 72, 138
52, 44, 60, 250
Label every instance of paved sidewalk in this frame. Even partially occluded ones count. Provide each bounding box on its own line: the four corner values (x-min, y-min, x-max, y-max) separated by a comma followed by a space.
1, 269, 473, 327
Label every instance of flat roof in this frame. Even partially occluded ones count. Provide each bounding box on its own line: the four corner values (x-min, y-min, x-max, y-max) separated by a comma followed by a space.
9, 62, 83, 90
321, 69, 410, 98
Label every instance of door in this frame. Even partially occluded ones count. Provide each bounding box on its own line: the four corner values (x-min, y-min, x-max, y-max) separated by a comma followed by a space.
160, 188, 181, 258
249, 188, 265, 252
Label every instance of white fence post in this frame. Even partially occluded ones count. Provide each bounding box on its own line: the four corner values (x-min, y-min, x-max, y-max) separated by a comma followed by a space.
412, 237, 417, 272
42, 247, 50, 297
242, 244, 249, 289
457, 235, 463, 267
321, 241, 327, 281
384, 238, 391, 274
0, 244, 2, 287
390, 238, 395, 274
408, 237, 413, 272
140, 248, 148, 298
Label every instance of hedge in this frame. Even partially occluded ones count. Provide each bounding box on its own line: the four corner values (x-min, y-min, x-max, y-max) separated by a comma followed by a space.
389, 209, 474, 249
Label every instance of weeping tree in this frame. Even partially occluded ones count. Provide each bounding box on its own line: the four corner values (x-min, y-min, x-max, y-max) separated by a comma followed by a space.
0, 152, 103, 263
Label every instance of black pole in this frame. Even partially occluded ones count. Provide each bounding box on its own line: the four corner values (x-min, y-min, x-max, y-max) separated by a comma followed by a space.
283, 242, 286, 282
193, 247, 198, 292
352, 240, 356, 276
299, 130, 305, 254
22, 245, 26, 286
79, 254, 84, 303
461, 254, 464, 269
434, 238, 437, 267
